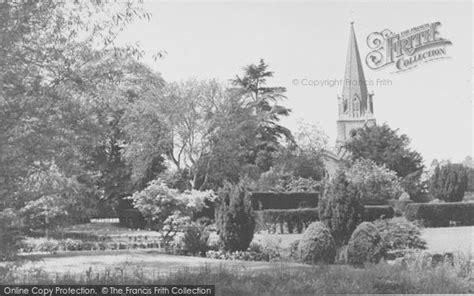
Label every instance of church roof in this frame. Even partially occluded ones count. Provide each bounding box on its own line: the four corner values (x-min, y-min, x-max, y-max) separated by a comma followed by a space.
342, 22, 368, 107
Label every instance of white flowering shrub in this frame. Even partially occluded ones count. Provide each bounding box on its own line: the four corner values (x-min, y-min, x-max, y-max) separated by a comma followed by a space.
347, 159, 402, 205
127, 179, 215, 245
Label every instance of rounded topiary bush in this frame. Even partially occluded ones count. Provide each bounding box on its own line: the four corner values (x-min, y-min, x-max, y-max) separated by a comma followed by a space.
298, 222, 336, 264
347, 222, 386, 267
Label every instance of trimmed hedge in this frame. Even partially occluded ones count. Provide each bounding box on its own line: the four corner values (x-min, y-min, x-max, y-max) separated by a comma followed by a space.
388, 199, 413, 216
405, 202, 474, 227
118, 209, 146, 229
250, 192, 319, 210
256, 208, 319, 234
256, 206, 395, 233
363, 206, 395, 221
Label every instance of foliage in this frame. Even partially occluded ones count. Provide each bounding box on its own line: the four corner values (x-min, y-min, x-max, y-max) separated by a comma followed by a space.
388, 199, 414, 216
297, 222, 336, 264
319, 171, 364, 246
0, 2, 144, 191
127, 179, 181, 228
294, 120, 329, 154
429, 163, 468, 202
346, 159, 402, 205
253, 168, 322, 192
405, 202, 474, 227
373, 218, 427, 251
182, 223, 210, 256
231, 59, 293, 172
205, 248, 280, 262
344, 124, 424, 178
0, 209, 19, 261
289, 239, 300, 260
161, 79, 231, 190
347, 222, 386, 267
191, 86, 261, 189
400, 170, 426, 201
465, 163, 474, 192
127, 179, 215, 244
215, 182, 255, 252
255, 208, 319, 234
20, 162, 95, 230
271, 149, 326, 182
206, 242, 281, 262
251, 120, 327, 192
363, 206, 395, 221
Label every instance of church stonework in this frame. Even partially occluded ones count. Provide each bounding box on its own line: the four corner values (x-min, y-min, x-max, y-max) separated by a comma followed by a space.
336, 22, 376, 151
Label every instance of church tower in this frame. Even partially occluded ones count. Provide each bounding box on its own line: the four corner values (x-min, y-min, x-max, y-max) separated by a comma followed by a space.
336, 22, 376, 150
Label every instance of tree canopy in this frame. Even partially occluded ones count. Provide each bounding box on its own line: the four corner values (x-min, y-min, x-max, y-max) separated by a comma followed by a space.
344, 123, 424, 178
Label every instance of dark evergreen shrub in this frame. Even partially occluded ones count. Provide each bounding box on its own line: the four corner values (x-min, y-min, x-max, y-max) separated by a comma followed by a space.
182, 223, 210, 256
429, 164, 468, 202
298, 222, 336, 264
347, 222, 386, 267
215, 181, 255, 252
319, 171, 364, 246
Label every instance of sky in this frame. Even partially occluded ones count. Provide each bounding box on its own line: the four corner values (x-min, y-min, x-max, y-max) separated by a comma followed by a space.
116, 0, 473, 165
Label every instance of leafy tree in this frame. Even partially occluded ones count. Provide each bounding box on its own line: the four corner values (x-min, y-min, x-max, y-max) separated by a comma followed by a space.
344, 124, 423, 178
19, 162, 99, 235
80, 56, 169, 207
400, 169, 426, 201
346, 159, 402, 205
429, 163, 468, 202
462, 156, 474, 191
231, 59, 293, 171
253, 120, 327, 192
193, 90, 261, 189
0, 209, 20, 261
161, 79, 232, 190
319, 171, 364, 246
215, 181, 255, 251
0, 1, 150, 213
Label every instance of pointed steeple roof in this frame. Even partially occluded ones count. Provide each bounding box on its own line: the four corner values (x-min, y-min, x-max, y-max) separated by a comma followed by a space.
342, 22, 368, 112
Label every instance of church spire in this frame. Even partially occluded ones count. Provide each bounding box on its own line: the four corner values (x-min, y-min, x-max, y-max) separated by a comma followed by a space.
336, 22, 376, 151
340, 22, 370, 118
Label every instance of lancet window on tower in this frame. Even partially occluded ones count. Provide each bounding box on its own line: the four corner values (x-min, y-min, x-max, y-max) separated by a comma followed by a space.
352, 95, 360, 117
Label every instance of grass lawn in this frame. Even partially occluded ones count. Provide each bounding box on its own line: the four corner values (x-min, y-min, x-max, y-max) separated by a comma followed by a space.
2, 226, 472, 294
14, 250, 311, 277
422, 226, 473, 256
4, 226, 474, 284
3, 251, 472, 294
10, 226, 472, 279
